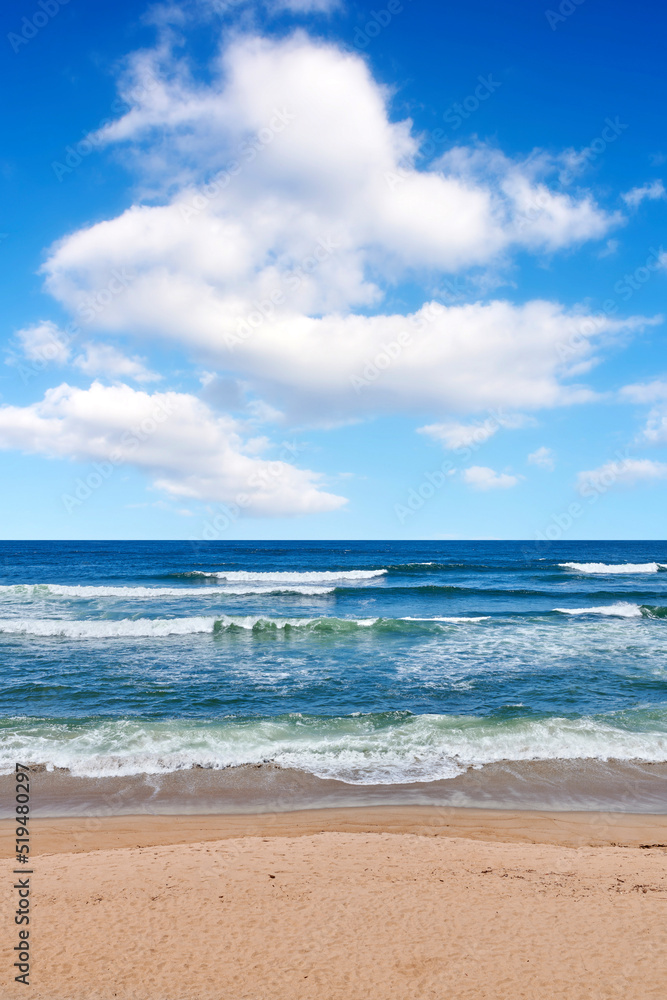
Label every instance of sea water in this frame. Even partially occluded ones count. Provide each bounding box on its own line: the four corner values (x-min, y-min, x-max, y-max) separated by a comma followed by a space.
1, 540, 666, 814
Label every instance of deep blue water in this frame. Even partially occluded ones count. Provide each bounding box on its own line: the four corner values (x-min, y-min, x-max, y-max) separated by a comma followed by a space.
1, 540, 667, 784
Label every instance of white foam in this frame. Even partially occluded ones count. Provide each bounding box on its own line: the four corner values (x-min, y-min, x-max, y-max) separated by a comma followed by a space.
0, 615, 381, 639
559, 562, 666, 574
0, 617, 220, 638
401, 616, 490, 623
3, 712, 667, 782
554, 603, 643, 618
189, 569, 387, 583
0, 583, 334, 599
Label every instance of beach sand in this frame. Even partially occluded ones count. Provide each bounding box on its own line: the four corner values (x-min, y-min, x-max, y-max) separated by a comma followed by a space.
2, 807, 666, 999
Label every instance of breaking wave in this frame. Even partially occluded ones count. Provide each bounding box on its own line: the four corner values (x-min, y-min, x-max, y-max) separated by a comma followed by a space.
173, 569, 387, 583
0, 614, 492, 639
560, 562, 667, 575
3, 710, 667, 782
0, 583, 334, 599
554, 603, 667, 619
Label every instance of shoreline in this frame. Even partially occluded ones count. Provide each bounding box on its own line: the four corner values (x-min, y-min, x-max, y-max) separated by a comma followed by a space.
3, 757, 667, 818
3, 803, 667, 856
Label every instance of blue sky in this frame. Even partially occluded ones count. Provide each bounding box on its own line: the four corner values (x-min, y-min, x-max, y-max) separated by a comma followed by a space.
1, 0, 666, 540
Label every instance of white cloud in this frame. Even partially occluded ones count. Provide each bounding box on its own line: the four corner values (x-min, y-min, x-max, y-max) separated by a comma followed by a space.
622, 180, 666, 209
0, 382, 346, 515
420, 419, 501, 450
73, 343, 161, 383
40, 229, 653, 418
527, 446, 555, 470
418, 413, 527, 450
619, 381, 667, 446
462, 465, 520, 490
620, 380, 667, 404
577, 457, 667, 491
638, 407, 667, 446
13, 321, 71, 366
186, 0, 341, 16
34, 33, 631, 425
270, 0, 340, 11
597, 239, 619, 258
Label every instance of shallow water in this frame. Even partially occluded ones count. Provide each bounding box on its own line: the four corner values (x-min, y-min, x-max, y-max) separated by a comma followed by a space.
2, 540, 667, 813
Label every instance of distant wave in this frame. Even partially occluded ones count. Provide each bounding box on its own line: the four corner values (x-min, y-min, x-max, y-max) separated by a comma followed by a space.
554, 603, 667, 619
400, 616, 490, 623
173, 569, 387, 583
0, 616, 221, 638
3, 709, 667, 782
0, 583, 334, 599
6, 582, 666, 604
560, 562, 667, 575
0, 614, 492, 639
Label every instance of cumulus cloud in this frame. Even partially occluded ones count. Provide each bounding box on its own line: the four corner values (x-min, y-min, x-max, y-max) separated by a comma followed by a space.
577, 457, 667, 491
40, 233, 653, 418
73, 343, 161, 383
462, 466, 520, 490
622, 180, 666, 209
0, 382, 346, 515
34, 32, 633, 424
527, 446, 555, 470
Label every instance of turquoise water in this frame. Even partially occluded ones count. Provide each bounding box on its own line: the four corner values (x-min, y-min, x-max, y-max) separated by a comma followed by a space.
1, 540, 667, 794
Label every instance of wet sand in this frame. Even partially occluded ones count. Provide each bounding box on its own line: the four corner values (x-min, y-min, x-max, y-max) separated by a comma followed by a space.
3, 803, 667, 856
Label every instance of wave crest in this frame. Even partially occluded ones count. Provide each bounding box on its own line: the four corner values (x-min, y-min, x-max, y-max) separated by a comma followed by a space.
0, 614, 490, 639
3, 710, 667, 782
560, 562, 667, 574
173, 569, 387, 583
0, 583, 334, 599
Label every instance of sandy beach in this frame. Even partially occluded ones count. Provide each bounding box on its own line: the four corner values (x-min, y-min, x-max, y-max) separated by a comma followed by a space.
2, 806, 666, 999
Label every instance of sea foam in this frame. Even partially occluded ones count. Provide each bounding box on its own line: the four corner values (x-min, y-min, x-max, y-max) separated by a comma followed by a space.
3, 711, 667, 782
183, 569, 387, 583
554, 602, 643, 618
560, 562, 667, 574
0, 583, 334, 599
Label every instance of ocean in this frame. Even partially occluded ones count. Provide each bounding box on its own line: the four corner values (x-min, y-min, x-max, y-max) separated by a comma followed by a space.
1, 539, 667, 816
